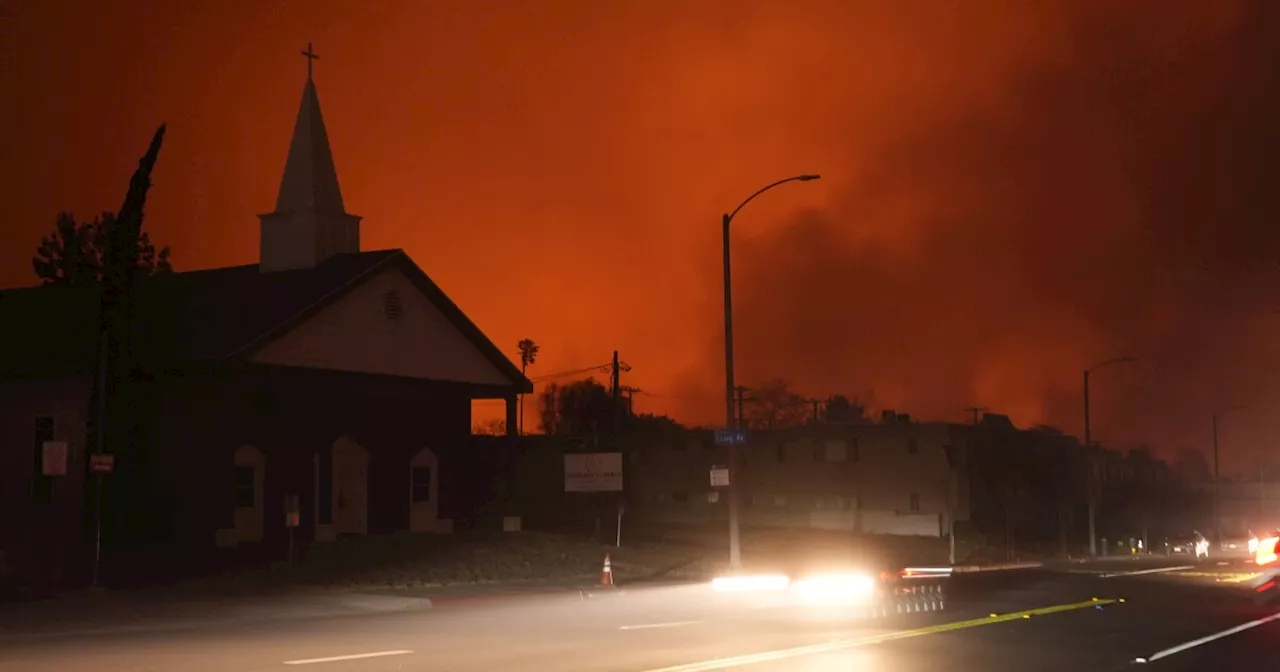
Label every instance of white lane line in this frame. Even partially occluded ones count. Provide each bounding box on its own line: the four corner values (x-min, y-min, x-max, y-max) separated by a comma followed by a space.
283, 650, 414, 665
1134, 612, 1280, 663
620, 620, 702, 630
1099, 565, 1193, 578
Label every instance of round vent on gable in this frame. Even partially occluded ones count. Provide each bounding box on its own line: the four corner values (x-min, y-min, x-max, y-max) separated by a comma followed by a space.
382, 290, 404, 320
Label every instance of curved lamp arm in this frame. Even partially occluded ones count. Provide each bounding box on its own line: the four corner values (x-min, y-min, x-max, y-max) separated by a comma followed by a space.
726, 174, 821, 224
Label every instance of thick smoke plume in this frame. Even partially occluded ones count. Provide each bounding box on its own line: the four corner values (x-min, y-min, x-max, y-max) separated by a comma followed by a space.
709, 0, 1280, 470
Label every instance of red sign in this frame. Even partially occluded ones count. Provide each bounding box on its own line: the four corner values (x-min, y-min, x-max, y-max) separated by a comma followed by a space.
90, 454, 115, 474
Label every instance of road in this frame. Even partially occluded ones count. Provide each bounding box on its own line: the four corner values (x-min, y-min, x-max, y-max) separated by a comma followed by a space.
0, 557, 1274, 671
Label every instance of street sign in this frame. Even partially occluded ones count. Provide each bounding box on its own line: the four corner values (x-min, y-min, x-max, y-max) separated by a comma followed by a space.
89, 453, 115, 475
714, 427, 747, 446
41, 441, 68, 476
710, 467, 730, 487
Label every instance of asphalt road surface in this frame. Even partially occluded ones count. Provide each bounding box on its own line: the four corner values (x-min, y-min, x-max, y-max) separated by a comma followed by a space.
1, 558, 1275, 672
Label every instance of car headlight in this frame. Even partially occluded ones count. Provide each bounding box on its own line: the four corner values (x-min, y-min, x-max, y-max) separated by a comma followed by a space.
711, 574, 791, 592
792, 573, 877, 602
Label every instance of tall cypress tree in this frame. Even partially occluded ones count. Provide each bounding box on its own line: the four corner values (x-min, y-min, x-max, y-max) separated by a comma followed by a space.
92, 124, 166, 556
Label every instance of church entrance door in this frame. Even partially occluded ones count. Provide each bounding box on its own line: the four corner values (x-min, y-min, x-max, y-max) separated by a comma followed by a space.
332, 437, 369, 536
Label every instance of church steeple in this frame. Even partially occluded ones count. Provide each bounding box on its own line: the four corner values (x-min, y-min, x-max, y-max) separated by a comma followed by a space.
258, 43, 362, 273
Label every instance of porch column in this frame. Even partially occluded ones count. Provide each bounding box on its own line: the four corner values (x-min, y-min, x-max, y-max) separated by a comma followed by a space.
504, 395, 518, 438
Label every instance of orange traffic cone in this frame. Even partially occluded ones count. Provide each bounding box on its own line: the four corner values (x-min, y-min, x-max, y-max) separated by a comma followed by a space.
600, 553, 615, 587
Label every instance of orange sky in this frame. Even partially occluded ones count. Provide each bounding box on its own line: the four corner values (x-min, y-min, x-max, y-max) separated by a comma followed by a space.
4, 1, 1280, 475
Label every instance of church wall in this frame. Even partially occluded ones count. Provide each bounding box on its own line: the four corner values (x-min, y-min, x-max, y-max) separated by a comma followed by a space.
152, 366, 479, 564
0, 363, 508, 591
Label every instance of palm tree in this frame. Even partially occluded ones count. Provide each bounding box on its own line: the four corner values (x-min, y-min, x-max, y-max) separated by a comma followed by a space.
517, 339, 540, 435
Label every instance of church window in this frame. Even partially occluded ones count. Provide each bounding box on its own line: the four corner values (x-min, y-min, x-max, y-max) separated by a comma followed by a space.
234, 466, 256, 508
382, 290, 403, 320
411, 466, 432, 503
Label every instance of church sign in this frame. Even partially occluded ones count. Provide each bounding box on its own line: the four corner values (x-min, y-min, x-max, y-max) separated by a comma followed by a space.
564, 452, 623, 492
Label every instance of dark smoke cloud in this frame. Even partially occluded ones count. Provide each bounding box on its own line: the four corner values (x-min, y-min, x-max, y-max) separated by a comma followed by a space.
720, 0, 1280, 469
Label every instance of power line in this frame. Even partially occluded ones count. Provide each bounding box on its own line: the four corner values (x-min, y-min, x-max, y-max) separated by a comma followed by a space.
530, 360, 632, 384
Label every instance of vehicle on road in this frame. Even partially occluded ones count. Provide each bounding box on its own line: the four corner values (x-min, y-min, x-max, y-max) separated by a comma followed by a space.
1218, 531, 1258, 559
1253, 530, 1278, 605
1165, 532, 1209, 560
710, 564, 950, 620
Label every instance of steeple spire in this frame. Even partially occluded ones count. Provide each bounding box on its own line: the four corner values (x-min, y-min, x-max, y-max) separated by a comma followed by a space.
258, 44, 362, 273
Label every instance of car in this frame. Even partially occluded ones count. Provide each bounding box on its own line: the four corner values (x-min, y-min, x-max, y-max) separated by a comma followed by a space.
1219, 533, 1258, 558
1166, 532, 1209, 559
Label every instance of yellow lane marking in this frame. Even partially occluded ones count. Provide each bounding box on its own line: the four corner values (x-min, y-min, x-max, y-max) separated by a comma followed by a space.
640, 599, 1118, 672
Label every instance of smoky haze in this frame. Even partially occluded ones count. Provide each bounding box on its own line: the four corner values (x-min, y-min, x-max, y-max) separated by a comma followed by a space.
694, 0, 1280, 471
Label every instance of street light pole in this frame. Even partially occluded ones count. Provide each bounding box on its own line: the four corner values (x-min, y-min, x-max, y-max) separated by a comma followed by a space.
1083, 356, 1134, 557
723, 174, 820, 569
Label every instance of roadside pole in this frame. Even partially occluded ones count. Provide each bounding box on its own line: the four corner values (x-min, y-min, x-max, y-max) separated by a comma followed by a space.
615, 500, 623, 548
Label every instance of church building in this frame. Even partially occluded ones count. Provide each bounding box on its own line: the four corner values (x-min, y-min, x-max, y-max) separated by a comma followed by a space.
0, 48, 529, 593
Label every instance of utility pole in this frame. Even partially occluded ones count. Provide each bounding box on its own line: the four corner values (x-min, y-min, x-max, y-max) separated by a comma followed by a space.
609, 351, 625, 547
734, 386, 754, 429
1082, 356, 1135, 557
1211, 405, 1247, 546
1084, 369, 1095, 557
1213, 413, 1220, 546
619, 386, 640, 417
964, 406, 986, 426
611, 350, 622, 435
92, 329, 107, 588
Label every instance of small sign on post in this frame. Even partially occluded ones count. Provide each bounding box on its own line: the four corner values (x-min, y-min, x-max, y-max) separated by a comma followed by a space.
42, 441, 68, 476
284, 493, 301, 566
713, 427, 747, 446
89, 454, 115, 475
710, 466, 730, 487
283, 494, 301, 528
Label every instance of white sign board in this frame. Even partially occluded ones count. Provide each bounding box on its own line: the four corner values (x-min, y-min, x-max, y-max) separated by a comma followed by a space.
710, 467, 730, 487
42, 441, 68, 476
564, 452, 624, 492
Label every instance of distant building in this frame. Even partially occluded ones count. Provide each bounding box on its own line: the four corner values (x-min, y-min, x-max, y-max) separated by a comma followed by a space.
626, 412, 972, 537
0, 56, 530, 594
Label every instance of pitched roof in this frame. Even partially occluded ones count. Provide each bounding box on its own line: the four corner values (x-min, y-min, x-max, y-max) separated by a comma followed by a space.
0, 250, 532, 392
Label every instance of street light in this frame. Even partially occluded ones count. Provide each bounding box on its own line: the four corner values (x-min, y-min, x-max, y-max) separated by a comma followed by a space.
1213, 404, 1248, 547
723, 173, 821, 569
1083, 356, 1135, 557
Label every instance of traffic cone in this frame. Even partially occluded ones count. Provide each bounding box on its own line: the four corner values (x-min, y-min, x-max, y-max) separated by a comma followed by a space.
600, 553, 615, 587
